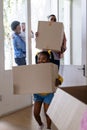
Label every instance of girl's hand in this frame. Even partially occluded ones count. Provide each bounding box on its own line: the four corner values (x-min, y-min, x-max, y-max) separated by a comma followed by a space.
55, 79, 61, 87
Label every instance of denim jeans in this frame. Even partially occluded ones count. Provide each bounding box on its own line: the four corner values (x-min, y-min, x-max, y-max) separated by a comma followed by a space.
15, 57, 26, 66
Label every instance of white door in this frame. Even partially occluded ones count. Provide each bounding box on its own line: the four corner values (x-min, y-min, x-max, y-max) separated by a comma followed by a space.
59, 0, 87, 86
59, 65, 87, 86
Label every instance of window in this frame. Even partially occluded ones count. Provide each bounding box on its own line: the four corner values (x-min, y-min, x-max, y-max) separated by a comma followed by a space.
4, 0, 81, 70
31, 0, 74, 65
3, 0, 26, 70
59, 0, 71, 65
59, 0, 82, 65
31, 0, 58, 64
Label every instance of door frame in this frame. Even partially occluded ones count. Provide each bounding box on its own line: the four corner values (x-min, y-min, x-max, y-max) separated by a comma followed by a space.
82, 0, 87, 70
57, 0, 87, 85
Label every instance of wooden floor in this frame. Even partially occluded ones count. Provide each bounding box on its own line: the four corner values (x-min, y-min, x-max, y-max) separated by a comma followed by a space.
0, 105, 58, 130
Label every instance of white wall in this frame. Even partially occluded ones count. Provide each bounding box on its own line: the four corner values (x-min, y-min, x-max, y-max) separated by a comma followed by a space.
0, 0, 32, 116
50, 0, 58, 17
72, 0, 81, 65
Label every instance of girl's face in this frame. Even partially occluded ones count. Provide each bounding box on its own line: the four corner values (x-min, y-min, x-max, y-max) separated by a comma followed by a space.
37, 54, 49, 64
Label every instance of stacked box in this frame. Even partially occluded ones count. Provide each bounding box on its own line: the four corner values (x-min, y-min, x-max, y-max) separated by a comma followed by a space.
36, 21, 64, 51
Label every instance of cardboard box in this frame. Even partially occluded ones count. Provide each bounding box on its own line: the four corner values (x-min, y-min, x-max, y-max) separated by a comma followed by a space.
47, 87, 87, 130
13, 63, 58, 94
36, 21, 64, 51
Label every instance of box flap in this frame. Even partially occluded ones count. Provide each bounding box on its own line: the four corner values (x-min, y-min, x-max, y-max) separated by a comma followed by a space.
61, 86, 87, 104
47, 88, 87, 130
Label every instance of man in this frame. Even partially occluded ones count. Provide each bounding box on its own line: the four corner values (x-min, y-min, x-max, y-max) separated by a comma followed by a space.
11, 21, 26, 65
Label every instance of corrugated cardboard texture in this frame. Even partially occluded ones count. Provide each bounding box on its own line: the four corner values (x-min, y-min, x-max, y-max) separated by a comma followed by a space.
13, 63, 58, 94
47, 88, 87, 130
36, 21, 64, 51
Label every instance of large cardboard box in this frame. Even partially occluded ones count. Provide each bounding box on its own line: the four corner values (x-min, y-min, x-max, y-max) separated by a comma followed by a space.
13, 63, 58, 94
47, 87, 87, 130
36, 21, 64, 51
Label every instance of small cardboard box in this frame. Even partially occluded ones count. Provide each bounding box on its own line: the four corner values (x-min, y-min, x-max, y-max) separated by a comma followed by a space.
47, 87, 87, 130
13, 63, 58, 94
36, 21, 64, 51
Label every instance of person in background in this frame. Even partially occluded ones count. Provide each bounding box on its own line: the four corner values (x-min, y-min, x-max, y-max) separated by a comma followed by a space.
11, 21, 26, 65
33, 51, 63, 130
20, 22, 26, 42
35, 14, 67, 69
20, 22, 34, 42
47, 14, 67, 69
